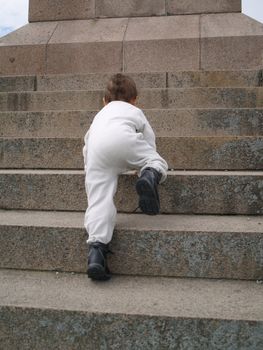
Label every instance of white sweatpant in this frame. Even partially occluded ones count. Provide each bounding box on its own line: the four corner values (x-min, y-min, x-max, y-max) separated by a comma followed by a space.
83, 101, 168, 244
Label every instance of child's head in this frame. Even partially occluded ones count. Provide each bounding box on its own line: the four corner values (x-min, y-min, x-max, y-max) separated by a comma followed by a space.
104, 73, 138, 105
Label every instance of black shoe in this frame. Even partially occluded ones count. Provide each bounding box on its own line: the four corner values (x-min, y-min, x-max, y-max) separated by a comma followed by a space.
87, 242, 111, 281
135, 167, 162, 215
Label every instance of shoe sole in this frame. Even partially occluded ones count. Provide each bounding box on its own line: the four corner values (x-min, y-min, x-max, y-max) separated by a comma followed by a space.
87, 263, 111, 281
136, 177, 160, 215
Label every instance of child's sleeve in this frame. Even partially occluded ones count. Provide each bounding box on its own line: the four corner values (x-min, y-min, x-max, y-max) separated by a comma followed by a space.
138, 110, 157, 150
83, 130, 89, 171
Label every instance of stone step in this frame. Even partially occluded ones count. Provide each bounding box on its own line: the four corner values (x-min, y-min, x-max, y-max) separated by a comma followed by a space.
0, 73, 165, 92
0, 76, 36, 92
167, 0, 241, 16
0, 210, 262, 280
1, 136, 262, 170
0, 269, 262, 349
36, 72, 167, 91
167, 70, 263, 89
0, 14, 262, 75
1, 109, 263, 138
0, 87, 262, 111
1, 70, 262, 92
0, 170, 262, 214
29, 0, 241, 22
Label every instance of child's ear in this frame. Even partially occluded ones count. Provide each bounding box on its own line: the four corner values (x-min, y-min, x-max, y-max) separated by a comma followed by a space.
103, 97, 107, 106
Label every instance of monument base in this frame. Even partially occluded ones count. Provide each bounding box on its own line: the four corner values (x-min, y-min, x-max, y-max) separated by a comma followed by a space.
0, 13, 262, 76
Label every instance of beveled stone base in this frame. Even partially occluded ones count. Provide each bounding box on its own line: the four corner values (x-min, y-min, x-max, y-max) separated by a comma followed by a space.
0, 13, 262, 75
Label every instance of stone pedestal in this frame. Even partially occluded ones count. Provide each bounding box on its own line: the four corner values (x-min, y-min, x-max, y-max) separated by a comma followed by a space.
28, 0, 242, 22
0, 12, 262, 75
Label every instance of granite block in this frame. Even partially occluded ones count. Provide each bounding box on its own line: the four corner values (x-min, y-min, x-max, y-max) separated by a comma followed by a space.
124, 15, 200, 72
96, 0, 165, 18
29, 0, 95, 22
0, 211, 262, 279
167, 0, 241, 15
2, 87, 262, 111
0, 270, 262, 349
0, 170, 262, 214
1, 136, 262, 170
201, 13, 263, 70
1, 109, 263, 138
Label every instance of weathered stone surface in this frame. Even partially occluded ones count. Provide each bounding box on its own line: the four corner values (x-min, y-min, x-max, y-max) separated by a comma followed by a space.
0, 210, 262, 279
0, 138, 83, 169
146, 108, 263, 137
0, 76, 35, 92
124, 16, 200, 72
0, 22, 57, 76
1, 69, 261, 93
201, 13, 263, 40
1, 88, 262, 111
167, 0, 241, 15
0, 270, 262, 349
0, 210, 88, 274
0, 91, 104, 111
111, 214, 263, 279
1, 13, 262, 75
3, 269, 262, 319
201, 35, 263, 70
0, 110, 96, 138
46, 18, 128, 74
1, 136, 262, 170
201, 13, 263, 69
29, 0, 95, 22
0, 22, 58, 46
37, 72, 167, 91
139, 87, 263, 109
28, 0, 242, 22
0, 46, 46, 76
2, 307, 260, 350
157, 136, 263, 170
27, 0, 243, 22
1, 109, 263, 138
168, 70, 263, 88
28, 0, 243, 22
0, 170, 262, 214
96, 0, 165, 18
47, 42, 123, 75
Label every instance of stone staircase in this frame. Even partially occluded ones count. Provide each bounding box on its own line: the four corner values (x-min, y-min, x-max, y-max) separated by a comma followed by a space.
0, 1, 263, 348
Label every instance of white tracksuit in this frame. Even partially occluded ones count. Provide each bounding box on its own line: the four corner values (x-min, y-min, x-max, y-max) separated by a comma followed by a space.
83, 101, 168, 244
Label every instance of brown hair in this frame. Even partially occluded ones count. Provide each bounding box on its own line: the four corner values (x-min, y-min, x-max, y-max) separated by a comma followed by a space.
104, 73, 138, 104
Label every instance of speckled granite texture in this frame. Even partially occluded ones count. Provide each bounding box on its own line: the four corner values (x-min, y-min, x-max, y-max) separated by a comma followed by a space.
0, 212, 262, 279
1, 171, 262, 214
0, 268, 262, 350
1, 307, 262, 350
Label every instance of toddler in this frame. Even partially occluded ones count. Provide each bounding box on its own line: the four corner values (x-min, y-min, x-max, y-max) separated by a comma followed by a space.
83, 73, 168, 280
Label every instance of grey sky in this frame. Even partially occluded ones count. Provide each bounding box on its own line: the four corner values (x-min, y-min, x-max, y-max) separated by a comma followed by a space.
242, 0, 263, 23
0, 0, 262, 38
